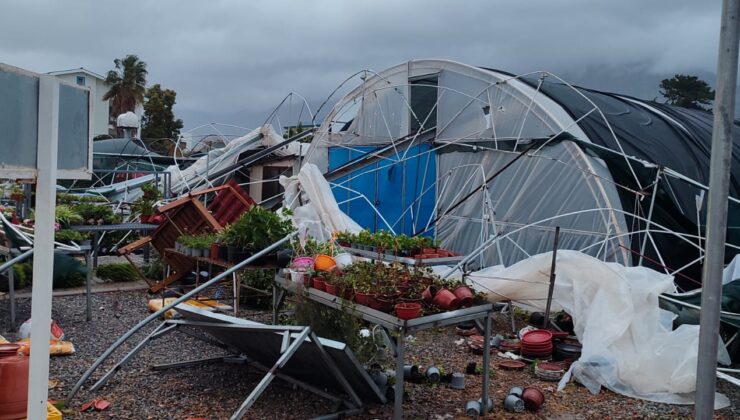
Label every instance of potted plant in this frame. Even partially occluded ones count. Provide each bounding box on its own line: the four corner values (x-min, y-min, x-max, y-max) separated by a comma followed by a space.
54, 229, 86, 244
395, 302, 421, 320
10, 185, 25, 202
132, 182, 162, 223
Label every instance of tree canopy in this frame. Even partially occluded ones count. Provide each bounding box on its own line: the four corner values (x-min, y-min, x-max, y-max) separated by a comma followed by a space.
659, 74, 715, 110
141, 84, 184, 142
103, 54, 148, 118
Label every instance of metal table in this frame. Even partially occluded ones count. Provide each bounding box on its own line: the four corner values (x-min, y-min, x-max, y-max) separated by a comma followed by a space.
162, 248, 278, 316
340, 246, 466, 266
70, 223, 157, 268
273, 275, 494, 419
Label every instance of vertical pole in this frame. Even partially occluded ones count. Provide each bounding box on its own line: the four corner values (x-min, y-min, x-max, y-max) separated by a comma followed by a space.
393, 330, 404, 420
8, 259, 16, 331
639, 170, 661, 266
543, 226, 561, 328
695, 1, 740, 418
85, 250, 92, 321
481, 313, 492, 415
27, 75, 60, 420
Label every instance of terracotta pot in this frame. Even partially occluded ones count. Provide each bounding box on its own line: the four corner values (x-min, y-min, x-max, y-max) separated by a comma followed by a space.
421, 285, 438, 302
432, 288, 460, 310
324, 282, 338, 296
522, 387, 545, 411
453, 286, 474, 307
312, 278, 326, 291
400, 296, 423, 305
375, 296, 395, 313
395, 302, 421, 320
314, 254, 336, 272
0, 344, 28, 419
368, 295, 383, 311
354, 292, 372, 306
303, 274, 311, 287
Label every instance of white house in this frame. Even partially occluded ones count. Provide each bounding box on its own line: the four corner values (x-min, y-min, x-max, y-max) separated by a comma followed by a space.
47, 67, 112, 137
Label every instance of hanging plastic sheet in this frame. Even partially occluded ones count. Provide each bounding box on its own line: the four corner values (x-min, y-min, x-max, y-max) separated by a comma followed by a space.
280, 163, 361, 243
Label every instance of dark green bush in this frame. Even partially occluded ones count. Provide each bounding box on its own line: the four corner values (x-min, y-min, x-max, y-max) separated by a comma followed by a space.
95, 262, 138, 282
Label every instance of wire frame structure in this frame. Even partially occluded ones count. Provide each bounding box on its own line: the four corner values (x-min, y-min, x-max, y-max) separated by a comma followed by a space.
302, 59, 740, 290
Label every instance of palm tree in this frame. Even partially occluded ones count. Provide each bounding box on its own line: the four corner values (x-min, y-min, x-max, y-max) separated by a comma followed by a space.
103, 54, 148, 119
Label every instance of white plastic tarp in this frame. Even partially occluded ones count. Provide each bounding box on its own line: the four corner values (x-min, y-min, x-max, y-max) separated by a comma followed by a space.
280, 163, 361, 242
467, 250, 728, 407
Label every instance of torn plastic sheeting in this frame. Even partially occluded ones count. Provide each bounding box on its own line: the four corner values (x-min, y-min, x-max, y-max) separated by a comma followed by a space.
280, 163, 361, 243
468, 250, 729, 408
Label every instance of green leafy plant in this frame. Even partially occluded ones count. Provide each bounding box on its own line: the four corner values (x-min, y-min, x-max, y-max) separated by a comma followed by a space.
95, 262, 138, 282
132, 182, 163, 216
54, 229, 87, 243
225, 206, 293, 251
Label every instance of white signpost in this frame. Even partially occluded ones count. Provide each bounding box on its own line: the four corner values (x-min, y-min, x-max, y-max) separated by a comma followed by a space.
0, 63, 92, 419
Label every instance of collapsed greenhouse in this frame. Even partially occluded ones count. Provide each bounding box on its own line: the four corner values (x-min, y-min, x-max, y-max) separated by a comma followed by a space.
6, 58, 740, 417
303, 59, 740, 291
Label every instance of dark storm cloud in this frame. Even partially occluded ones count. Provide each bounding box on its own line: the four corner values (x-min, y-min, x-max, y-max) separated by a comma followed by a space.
0, 0, 725, 130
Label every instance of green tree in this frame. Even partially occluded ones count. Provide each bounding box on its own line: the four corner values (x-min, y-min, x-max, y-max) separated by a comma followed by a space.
659, 74, 715, 110
103, 54, 148, 118
141, 84, 184, 142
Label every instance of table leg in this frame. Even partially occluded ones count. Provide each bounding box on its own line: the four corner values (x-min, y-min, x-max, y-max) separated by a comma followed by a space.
232, 272, 238, 316
85, 251, 92, 322
8, 264, 16, 331
92, 232, 99, 269
394, 329, 404, 420
482, 313, 492, 416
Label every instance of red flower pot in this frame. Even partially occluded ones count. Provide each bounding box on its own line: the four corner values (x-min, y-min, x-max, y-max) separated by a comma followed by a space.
522, 387, 545, 411
400, 296, 423, 305
312, 278, 326, 291
453, 286, 474, 307
368, 295, 383, 311
422, 285, 438, 302
355, 292, 372, 306
395, 302, 421, 320
325, 282, 338, 296
210, 243, 220, 261
375, 297, 395, 312
432, 288, 460, 310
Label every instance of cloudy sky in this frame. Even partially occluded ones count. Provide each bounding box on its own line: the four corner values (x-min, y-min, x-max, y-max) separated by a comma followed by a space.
0, 0, 728, 133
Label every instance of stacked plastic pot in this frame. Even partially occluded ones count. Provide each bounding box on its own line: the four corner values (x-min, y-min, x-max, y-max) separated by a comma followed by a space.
520, 329, 553, 359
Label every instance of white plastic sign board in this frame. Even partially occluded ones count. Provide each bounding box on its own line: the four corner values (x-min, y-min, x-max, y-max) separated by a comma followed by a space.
0, 62, 92, 180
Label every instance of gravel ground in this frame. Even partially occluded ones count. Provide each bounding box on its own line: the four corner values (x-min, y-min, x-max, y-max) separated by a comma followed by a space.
2, 289, 740, 419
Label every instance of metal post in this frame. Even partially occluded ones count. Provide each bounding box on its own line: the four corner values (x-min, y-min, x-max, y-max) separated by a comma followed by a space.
481, 313, 492, 415
696, 1, 740, 418
8, 259, 16, 331
85, 250, 92, 321
543, 226, 561, 328
92, 231, 99, 268
26, 75, 60, 420
393, 329, 404, 420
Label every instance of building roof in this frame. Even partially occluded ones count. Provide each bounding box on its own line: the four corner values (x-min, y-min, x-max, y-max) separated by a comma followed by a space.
46, 67, 107, 80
